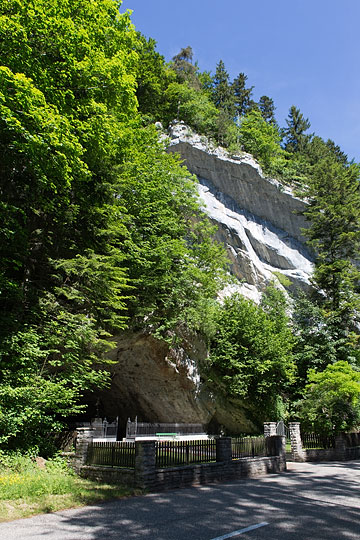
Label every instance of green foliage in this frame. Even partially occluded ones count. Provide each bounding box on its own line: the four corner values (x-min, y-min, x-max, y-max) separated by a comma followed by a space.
212, 60, 234, 114
171, 46, 200, 89
209, 294, 295, 420
272, 271, 292, 288
238, 110, 287, 173
232, 72, 255, 117
134, 33, 172, 123
117, 127, 229, 335
163, 82, 219, 136
259, 95, 276, 124
298, 361, 360, 435
292, 293, 359, 390
301, 158, 360, 314
0, 0, 141, 451
283, 105, 312, 153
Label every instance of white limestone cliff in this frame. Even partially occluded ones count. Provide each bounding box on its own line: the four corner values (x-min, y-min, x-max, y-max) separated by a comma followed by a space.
166, 122, 314, 301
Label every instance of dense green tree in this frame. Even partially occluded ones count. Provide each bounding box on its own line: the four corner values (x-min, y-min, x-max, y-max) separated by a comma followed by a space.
212, 60, 234, 115
171, 46, 200, 89
298, 362, 360, 435
259, 95, 276, 124
232, 72, 254, 118
238, 110, 286, 172
163, 82, 219, 136
116, 127, 229, 334
134, 33, 172, 123
302, 158, 360, 315
0, 0, 229, 451
283, 105, 312, 153
0, 0, 139, 451
292, 294, 359, 391
208, 294, 295, 421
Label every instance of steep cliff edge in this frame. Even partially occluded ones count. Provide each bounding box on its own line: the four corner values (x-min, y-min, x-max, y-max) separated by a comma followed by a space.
167, 123, 314, 301
99, 124, 314, 434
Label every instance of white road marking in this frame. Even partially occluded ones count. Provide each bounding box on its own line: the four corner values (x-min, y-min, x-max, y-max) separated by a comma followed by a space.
210, 522, 269, 540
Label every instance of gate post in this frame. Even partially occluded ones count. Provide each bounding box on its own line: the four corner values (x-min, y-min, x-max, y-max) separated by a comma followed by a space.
334, 434, 346, 461
289, 422, 305, 462
216, 437, 232, 462
74, 427, 94, 471
263, 422, 277, 437
134, 440, 156, 489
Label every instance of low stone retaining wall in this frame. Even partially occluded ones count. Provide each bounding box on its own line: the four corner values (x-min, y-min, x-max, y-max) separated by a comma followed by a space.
346, 446, 360, 460
75, 430, 286, 492
79, 455, 285, 491
296, 445, 360, 462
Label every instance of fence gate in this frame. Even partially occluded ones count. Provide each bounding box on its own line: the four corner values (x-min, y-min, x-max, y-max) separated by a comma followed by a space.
276, 421, 291, 456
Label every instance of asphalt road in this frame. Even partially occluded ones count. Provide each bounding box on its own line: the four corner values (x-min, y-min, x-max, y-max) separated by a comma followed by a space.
1, 461, 359, 540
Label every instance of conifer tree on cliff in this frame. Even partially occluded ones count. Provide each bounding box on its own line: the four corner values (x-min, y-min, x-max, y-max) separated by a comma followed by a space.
212, 60, 234, 115
259, 95, 276, 124
232, 72, 254, 118
171, 46, 200, 89
284, 105, 312, 153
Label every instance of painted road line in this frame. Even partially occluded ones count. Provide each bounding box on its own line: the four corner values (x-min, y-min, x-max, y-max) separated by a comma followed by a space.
210, 522, 269, 540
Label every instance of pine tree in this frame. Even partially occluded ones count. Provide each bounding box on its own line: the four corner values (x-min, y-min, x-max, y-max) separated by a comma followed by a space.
302, 158, 360, 316
232, 72, 254, 117
284, 105, 312, 153
212, 60, 234, 115
171, 46, 200, 89
259, 95, 276, 124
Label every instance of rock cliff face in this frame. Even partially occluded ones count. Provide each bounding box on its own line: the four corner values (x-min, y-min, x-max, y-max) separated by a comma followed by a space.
100, 124, 314, 435
167, 123, 314, 301
100, 330, 257, 436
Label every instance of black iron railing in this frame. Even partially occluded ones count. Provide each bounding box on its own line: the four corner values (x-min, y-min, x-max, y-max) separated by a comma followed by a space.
344, 432, 360, 448
231, 436, 266, 459
126, 420, 206, 439
156, 439, 216, 468
301, 431, 335, 450
86, 441, 135, 468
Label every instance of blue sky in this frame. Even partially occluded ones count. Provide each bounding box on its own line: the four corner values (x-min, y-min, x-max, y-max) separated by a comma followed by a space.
122, 0, 360, 162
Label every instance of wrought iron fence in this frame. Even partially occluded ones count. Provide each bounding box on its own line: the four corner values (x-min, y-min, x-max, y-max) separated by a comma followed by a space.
126, 419, 206, 439
231, 436, 266, 459
301, 431, 335, 450
156, 439, 216, 468
86, 441, 135, 468
344, 432, 360, 448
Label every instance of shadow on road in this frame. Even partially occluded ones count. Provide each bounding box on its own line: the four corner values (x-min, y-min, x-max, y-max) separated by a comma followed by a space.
52, 461, 360, 539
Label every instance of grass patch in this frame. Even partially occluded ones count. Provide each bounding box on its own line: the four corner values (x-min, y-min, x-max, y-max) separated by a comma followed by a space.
0, 453, 138, 523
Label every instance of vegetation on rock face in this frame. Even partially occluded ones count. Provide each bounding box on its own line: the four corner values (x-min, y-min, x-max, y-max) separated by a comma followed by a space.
208, 289, 295, 423
0, 0, 228, 452
0, 0, 359, 449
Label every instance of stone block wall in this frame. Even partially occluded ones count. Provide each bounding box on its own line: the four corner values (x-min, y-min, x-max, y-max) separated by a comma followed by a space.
75, 431, 286, 492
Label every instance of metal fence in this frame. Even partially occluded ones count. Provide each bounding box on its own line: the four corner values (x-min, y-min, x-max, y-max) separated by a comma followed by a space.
156, 439, 216, 468
231, 436, 267, 459
344, 432, 360, 448
86, 441, 136, 468
301, 431, 335, 449
126, 419, 206, 439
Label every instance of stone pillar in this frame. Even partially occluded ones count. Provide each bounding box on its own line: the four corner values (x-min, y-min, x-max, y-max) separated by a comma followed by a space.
263, 422, 277, 438
216, 437, 232, 462
289, 422, 305, 462
74, 427, 94, 471
91, 417, 103, 438
134, 441, 156, 489
335, 434, 346, 461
